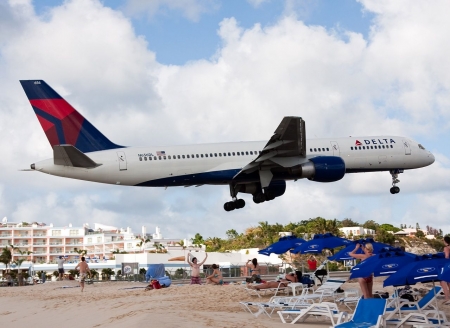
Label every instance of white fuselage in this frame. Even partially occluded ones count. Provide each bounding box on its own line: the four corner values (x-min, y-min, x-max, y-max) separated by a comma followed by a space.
32, 136, 434, 187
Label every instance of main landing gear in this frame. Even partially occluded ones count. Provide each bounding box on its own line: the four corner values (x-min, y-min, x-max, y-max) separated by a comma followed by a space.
224, 184, 246, 212
224, 199, 245, 211
252, 190, 275, 204
389, 169, 402, 194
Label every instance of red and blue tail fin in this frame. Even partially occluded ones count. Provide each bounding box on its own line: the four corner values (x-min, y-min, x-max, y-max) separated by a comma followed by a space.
20, 80, 123, 153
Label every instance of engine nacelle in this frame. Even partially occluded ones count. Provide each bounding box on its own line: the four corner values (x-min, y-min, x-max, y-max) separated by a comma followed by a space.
288, 156, 346, 182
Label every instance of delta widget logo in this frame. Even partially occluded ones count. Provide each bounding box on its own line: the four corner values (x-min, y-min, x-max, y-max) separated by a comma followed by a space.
308, 244, 319, 249
417, 267, 435, 273
382, 264, 399, 269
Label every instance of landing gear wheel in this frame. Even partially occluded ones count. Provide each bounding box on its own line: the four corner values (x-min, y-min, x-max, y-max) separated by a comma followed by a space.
223, 201, 236, 211
253, 193, 266, 204
389, 170, 402, 195
390, 186, 400, 194
264, 191, 275, 201
236, 199, 246, 209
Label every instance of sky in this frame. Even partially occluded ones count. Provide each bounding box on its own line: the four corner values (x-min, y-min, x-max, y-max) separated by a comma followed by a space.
0, 0, 449, 241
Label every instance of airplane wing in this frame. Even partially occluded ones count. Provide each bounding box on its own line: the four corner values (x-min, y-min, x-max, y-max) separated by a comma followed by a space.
233, 116, 307, 187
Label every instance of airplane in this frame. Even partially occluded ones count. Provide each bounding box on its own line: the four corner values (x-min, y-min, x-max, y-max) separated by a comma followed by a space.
20, 80, 435, 211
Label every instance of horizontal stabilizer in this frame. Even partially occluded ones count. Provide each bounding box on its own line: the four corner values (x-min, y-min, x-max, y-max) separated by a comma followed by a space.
53, 145, 101, 168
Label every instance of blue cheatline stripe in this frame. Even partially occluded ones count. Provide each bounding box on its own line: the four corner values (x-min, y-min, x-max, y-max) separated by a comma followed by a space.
33, 106, 66, 144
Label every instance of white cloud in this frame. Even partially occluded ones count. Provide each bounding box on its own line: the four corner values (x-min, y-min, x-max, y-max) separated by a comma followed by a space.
0, 0, 449, 238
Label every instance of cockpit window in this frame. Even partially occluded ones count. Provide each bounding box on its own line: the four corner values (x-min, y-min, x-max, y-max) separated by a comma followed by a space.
418, 144, 425, 150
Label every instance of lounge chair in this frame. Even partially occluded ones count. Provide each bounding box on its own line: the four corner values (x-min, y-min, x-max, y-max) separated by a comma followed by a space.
278, 301, 349, 326
243, 281, 290, 298
332, 298, 387, 328
384, 286, 442, 321
240, 295, 313, 318
336, 288, 360, 310
297, 278, 347, 303
389, 310, 449, 328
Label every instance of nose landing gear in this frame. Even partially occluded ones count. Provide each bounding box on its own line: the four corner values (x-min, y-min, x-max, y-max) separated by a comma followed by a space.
389, 169, 403, 194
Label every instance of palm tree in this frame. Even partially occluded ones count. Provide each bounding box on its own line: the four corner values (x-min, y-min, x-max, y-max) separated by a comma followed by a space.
101, 268, 114, 280
153, 242, 165, 253
74, 248, 87, 256
89, 269, 99, 279
0, 246, 12, 270
136, 236, 151, 252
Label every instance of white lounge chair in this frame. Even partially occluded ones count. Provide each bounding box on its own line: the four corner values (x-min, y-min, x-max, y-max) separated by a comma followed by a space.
278, 301, 349, 326
239, 295, 313, 318
296, 278, 347, 303
384, 286, 442, 321
336, 288, 360, 310
243, 281, 290, 298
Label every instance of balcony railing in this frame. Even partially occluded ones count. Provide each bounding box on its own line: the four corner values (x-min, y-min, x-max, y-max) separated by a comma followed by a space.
0, 234, 12, 238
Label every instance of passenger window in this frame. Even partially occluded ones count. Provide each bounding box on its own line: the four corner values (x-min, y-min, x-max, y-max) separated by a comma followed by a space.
182, 155, 185, 159
139, 157, 142, 161
168, 156, 171, 159
237, 152, 240, 156
192, 154, 194, 158
210, 153, 213, 157
149, 157, 152, 160
314, 148, 317, 152
201, 154, 204, 158
205, 154, 208, 157
158, 156, 161, 160
391, 145, 393, 148
187, 155, 190, 159
223, 153, 227, 156
382, 145, 385, 149
214, 153, 217, 157
327, 148, 329, 151
363, 146, 365, 150
219, 153, 222, 157
228, 152, 231, 156
196, 154, 199, 158
163, 156, 166, 160
250, 151, 253, 155
246, 151, 249, 155
351, 147, 353, 150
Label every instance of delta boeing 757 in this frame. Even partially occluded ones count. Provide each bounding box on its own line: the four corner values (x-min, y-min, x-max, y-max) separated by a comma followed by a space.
20, 80, 435, 211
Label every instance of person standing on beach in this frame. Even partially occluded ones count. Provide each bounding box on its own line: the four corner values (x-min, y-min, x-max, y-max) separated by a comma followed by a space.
441, 236, 450, 305
75, 257, 91, 292
187, 252, 208, 284
350, 243, 374, 299
307, 256, 317, 272
57, 256, 65, 281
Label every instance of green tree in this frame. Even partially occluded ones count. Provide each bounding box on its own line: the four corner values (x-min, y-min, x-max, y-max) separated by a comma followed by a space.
379, 224, 401, 233
226, 229, 239, 240
415, 230, 425, 238
0, 246, 12, 270
101, 268, 114, 280
341, 218, 360, 227
376, 229, 395, 245
191, 233, 204, 247
136, 236, 151, 252
363, 220, 379, 231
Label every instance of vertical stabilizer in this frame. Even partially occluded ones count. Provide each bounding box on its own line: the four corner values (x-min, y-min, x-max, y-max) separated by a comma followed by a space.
20, 80, 123, 153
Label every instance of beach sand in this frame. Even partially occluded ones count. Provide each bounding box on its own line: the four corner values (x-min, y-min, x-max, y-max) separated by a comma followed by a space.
0, 279, 448, 327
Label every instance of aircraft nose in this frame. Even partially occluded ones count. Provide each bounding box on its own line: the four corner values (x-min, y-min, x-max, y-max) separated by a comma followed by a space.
428, 152, 435, 165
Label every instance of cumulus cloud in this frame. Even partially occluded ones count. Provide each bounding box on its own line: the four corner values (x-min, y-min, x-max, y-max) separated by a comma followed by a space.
0, 0, 449, 238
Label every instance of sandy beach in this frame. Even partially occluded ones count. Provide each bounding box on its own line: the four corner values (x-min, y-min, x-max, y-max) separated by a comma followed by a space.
1, 279, 449, 328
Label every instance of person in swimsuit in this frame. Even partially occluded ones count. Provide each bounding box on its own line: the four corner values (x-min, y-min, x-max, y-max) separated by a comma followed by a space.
206, 264, 223, 285
350, 242, 374, 299
246, 258, 260, 278
187, 252, 208, 285
248, 281, 289, 290
441, 236, 450, 305
75, 256, 90, 292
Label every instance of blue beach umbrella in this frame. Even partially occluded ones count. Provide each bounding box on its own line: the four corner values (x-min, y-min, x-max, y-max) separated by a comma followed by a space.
328, 238, 392, 261
383, 253, 446, 287
350, 248, 416, 279
290, 233, 352, 254
259, 235, 305, 255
